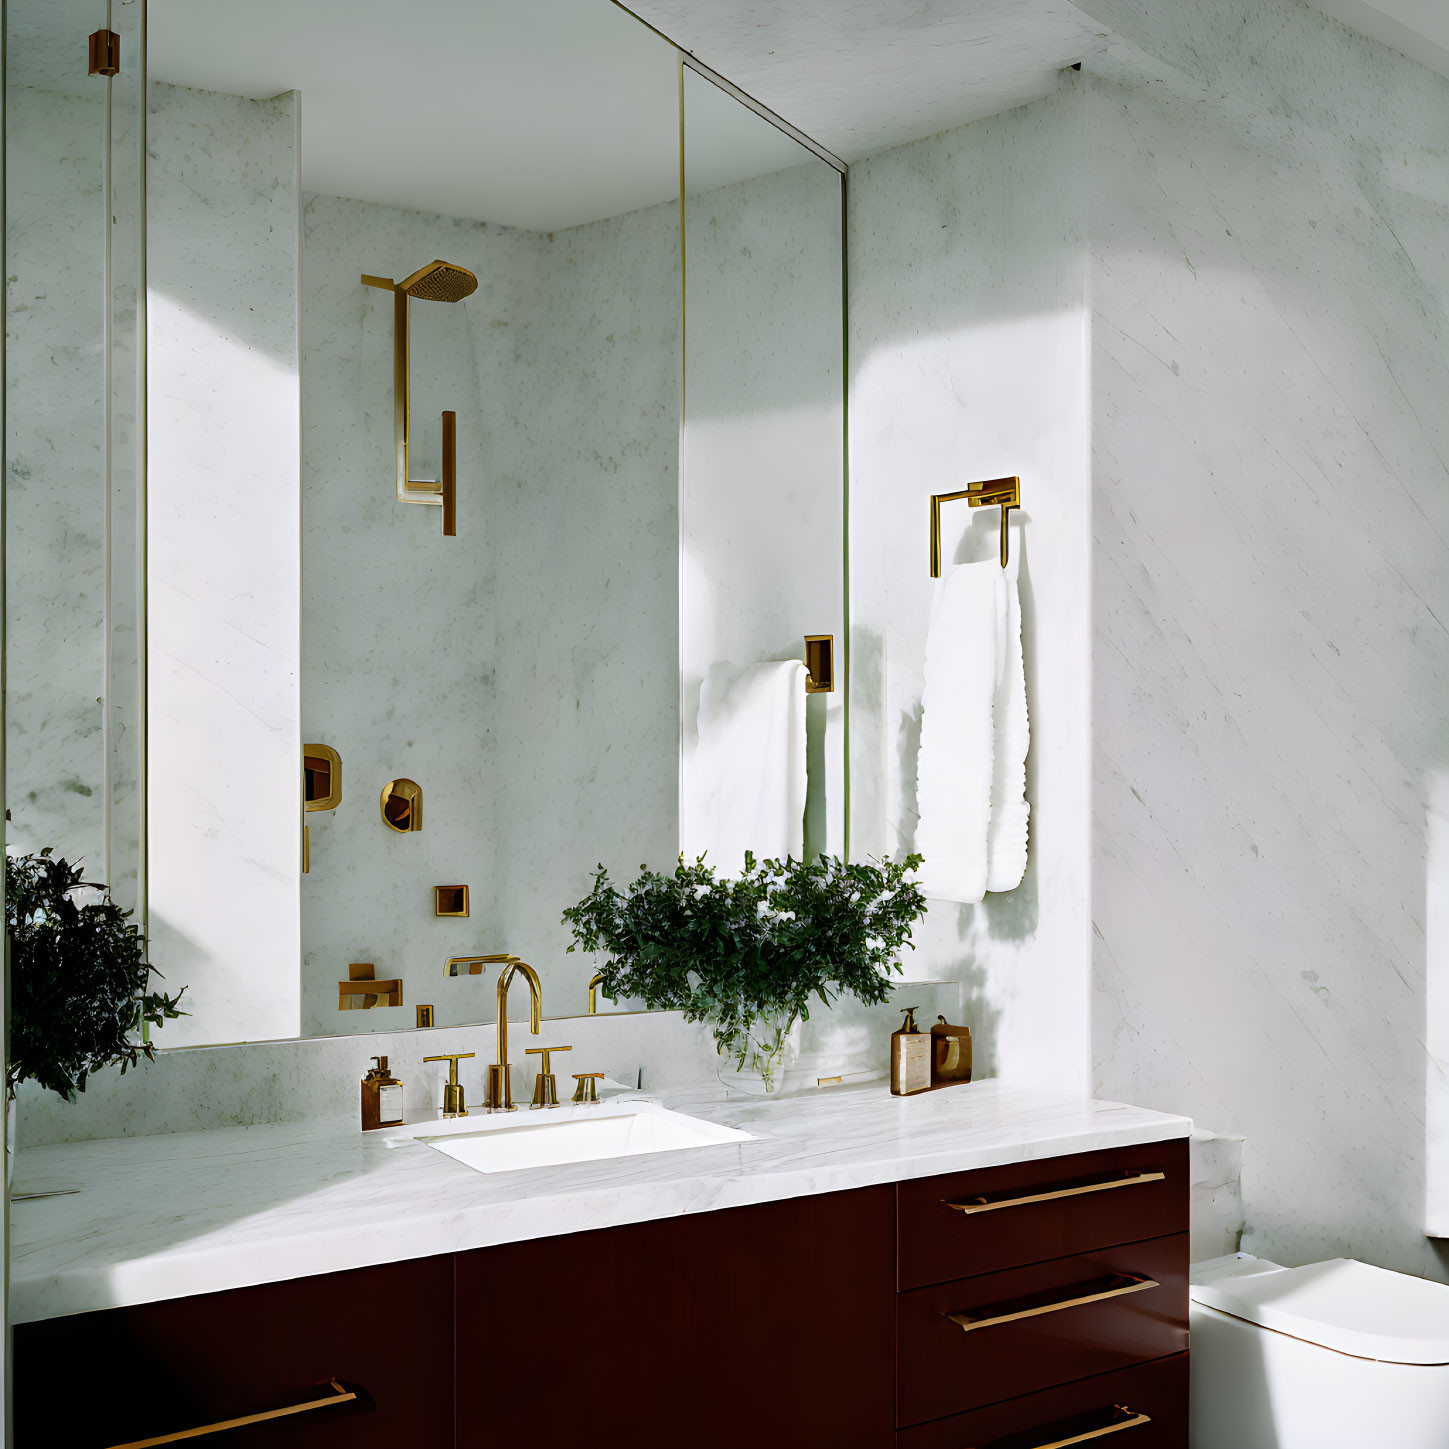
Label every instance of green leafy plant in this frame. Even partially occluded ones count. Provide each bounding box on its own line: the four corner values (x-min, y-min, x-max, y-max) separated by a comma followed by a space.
6, 848, 186, 1101
563, 852, 927, 1091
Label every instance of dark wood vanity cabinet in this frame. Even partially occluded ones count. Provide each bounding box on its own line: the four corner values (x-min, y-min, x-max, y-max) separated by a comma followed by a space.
18, 1255, 455, 1449
21, 1138, 1188, 1448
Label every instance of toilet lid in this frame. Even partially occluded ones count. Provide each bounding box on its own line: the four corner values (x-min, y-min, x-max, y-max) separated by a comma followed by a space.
1192, 1258, 1449, 1364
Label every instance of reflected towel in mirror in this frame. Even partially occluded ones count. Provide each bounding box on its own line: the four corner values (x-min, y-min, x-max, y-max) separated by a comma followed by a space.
687, 660, 808, 870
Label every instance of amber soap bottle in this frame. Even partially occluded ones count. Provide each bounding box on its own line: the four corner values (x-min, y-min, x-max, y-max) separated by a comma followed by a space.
361, 1055, 404, 1131
891, 1007, 932, 1096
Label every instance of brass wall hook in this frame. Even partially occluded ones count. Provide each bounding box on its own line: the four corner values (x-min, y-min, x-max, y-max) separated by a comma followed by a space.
929, 476, 1021, 574
362, 260, 475, 537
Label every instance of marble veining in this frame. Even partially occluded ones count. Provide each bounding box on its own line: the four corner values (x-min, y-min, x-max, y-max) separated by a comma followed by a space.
9, 1079, 1190, 1323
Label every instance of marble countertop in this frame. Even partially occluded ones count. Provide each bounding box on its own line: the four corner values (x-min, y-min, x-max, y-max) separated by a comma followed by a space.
11, 1079, 1191, 1323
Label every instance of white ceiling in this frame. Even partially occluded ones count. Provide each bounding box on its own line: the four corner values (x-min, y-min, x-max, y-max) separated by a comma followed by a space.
1301, 0, 1449, 77
149, 0, 689, 232
627, 0, 1108, 162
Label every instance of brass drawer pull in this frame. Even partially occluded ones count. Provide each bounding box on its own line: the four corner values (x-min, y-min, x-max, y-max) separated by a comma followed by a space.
988, 1404, 1152, 1448
946, 1273, 1159, 1333
106, 1378, 357, 1447
946, 1168, 1166, 1215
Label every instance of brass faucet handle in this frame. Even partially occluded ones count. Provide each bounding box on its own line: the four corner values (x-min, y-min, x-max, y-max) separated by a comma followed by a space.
572, 1072, 605, 1104
525, 1044, 571, 1110
423, 1052, 476, 1118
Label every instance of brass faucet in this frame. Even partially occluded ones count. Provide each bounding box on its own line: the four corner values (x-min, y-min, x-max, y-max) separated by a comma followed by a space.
587, 972, 609, 1015
484, 956, 543, 1111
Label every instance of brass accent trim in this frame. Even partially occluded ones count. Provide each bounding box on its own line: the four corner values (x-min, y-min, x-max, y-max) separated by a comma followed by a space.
996, 1405, 1153, 1448
485, 957, 543, 1111
304, 743, 342, 811
526, 1044, 571, 1107
89, 29, 120, 77
946, 1168, 1166, 1216
434, 884, 470, 918
572, 1072, 604, 1104
804, 634, 834, 693
441, 410, 457, 536
106, 1379, 356, 1447
416, 1004, 435, 1029
446, 951, 516, 977
946, 1274, 1159, 1334
930, 476, 1021, 574
380, 777, 422, 832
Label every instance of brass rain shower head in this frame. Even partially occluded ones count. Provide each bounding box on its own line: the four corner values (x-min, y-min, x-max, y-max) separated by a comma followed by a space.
361, 258, 478, 537
397, 259, 478, 304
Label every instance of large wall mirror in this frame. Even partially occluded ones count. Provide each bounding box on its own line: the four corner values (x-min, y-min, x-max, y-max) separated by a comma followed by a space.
5, 0, 846, 1047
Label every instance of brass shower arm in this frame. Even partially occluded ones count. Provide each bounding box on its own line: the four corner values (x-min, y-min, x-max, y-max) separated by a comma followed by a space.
362, 267, 470, 536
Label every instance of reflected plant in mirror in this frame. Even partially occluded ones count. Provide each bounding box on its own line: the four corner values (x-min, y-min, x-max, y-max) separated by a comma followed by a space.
5, 846, 186, 1102
562, 853, 927, 1092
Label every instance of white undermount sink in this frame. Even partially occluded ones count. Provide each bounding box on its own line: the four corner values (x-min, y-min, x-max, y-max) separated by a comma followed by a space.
406, 1099, 752, 1174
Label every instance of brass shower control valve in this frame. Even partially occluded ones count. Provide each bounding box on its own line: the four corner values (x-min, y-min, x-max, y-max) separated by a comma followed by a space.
423, 1051, 475, 1118
572, 1072, 605, 1105
526, 1045, 571, 1108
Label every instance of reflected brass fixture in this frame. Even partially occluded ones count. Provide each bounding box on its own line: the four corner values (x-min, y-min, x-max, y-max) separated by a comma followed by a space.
106, 1379, 357, 1448
485, 956, 543, 1112
338, 963, 403, 1010
423, 1051, 475, 1117
445, 951, 516, 977
804, 634, 835, 694
572, 1072, 604, 1104
416, 1004, 435, 1029
380, 778, 422, 832
361, 260, 477, 537
930, 476, 1021, 573
434, 885, 469, 917
305, 743, 342, 811
526, 1044, 571, 1108
587, 972, 612, 1014
88, 29, 120, 77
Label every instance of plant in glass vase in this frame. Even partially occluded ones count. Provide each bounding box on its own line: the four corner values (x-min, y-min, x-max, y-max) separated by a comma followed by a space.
562, 851, 927, 1093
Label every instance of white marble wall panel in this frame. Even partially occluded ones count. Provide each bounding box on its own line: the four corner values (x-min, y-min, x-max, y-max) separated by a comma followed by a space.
1081, 0, 1449, 1276
5, 84, 108, 872
679, 119, 846, 865
486, 197, 681, 988
147, 83, 303, 1046
299, 194, 535, 1035
848, 83, 1093, 1092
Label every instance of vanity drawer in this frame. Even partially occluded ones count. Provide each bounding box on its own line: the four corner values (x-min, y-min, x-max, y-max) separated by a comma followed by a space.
898, 1139, 1187, 1290
896, 1232, 1189, 1428
17, 1255, 454, 1448
896, 1352, 1188, 1448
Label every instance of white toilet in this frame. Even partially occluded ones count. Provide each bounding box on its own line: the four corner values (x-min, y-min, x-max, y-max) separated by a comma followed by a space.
1190, 1252, 1449, 1448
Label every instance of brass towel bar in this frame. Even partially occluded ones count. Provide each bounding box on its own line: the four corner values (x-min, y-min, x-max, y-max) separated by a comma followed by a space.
107, 1379, 356, 1447
930, 475, 1021, 574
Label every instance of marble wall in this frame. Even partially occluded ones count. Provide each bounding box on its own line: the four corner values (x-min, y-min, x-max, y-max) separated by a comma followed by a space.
1081, 0, 1449, 1276
300, 189, 680, 1035
847, 81, 1093, 1092
5, 83, 109, 877
680, 78, 847, 864
147, 83, 303, 1046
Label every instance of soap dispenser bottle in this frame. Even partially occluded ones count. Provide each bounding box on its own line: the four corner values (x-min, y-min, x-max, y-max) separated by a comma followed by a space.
890, 1007, 932, 1097
361, 1055, 404, 1131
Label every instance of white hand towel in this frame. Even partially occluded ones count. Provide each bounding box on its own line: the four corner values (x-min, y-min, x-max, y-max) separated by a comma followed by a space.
915, 563, 1001, 902
689, 660, 808, 870
915, 520, 1030, 902
986, 526, 1030, 892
